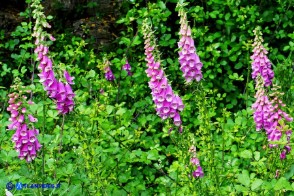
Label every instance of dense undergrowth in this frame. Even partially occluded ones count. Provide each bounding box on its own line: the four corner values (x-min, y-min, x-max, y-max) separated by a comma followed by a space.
0, 0, 294, 195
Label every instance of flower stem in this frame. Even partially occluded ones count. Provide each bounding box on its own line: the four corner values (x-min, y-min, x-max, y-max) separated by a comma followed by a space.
42, 92, 46, 188
59, 114, 65, 154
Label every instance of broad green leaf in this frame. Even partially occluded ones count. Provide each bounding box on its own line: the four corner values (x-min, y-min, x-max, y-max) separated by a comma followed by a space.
274, 177, 292, 190
235, 185, 248, 192
253, 151, 260, 161
240, 150, 252, 159
106, 105, 114, 114
116, 108, 126, 116
238, 170, 250, 187
251, 179, 263, 190
284, 164, 294, 180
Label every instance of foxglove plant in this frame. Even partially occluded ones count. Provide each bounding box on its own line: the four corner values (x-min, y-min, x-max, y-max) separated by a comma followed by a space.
252, 75, 273, 131
189, 145, 204, 178
7, 78, 41, 162
251, 27, 274, 87
251, 27, 293, 160
105, 66, 116, 81
177, 3, 203, 83
142, 19, 184, 127
252, 76, 293, 159
122, 60, 132, 76
104, 59, 116, 81
31, 0, 75, 114
266, 85, 293, 158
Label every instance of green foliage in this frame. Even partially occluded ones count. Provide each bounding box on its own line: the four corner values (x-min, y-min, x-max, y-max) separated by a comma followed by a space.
0, 0, 294, 195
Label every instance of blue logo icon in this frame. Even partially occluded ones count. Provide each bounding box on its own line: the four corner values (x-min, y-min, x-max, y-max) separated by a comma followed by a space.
16, 182, 23, 190
6, 182, 14, 191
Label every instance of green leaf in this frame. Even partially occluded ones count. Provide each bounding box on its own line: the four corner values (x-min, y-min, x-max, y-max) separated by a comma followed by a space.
106, 105, 114, 114
240, 150, 252, 159
253, 151, 260, 161
274, 177, 292, 190
238, 170, 250, 187
116, 108, 126, 116
86, 70, 96, 78
251, 179, 263, 190
235, 62, 243, 69
235, 185, 248, 192
209, 11, 219, 18
284, 164, 294, 180
167, 58, 173, 65
118, 173, 129, 183
225, 13, 231, 20
158, 1, 166, 9
147, 149, 159, 160
132, 36, 141, 46
119, 37, 131, 45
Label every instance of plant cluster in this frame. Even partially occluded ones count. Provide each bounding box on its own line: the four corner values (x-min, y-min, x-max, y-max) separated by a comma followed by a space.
32, 0, 75, 114
142, 18, 184, 127
0, 0, 293, 195
251, 27, 293, 160
6, 78, 41, 162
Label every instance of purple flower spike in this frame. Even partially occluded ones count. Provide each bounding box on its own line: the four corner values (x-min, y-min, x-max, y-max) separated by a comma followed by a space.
7, 91, 41, 162
251, 27, 274, 87
122, 60, 133, 76
105, 67, 115, 81
177, 5, 203, 83
252, 75, 293, 160
188, 145, 204, 178
32, 0, 75, 115
142, 19, 184, 127
123, 61, 131, 71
